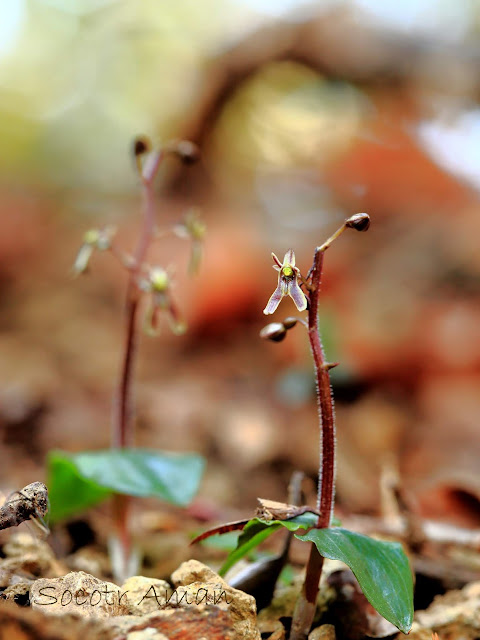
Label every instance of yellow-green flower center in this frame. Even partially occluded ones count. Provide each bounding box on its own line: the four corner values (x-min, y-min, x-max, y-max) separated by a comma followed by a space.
83, 229, 100, 245
150, 268, 169, 291
282, 265, 294, 278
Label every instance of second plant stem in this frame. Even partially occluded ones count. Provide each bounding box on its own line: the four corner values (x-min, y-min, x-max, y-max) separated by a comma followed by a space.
290, 245, 336, 640
111, 152, 163, 582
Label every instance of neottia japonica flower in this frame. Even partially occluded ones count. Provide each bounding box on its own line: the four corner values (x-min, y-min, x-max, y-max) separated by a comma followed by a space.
263, 249, 307, 315
141, 267, 186, 336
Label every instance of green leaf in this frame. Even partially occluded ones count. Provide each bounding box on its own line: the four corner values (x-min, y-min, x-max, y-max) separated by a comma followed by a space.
198, 531, 241, 551
218, 512, 322, 576
47, 448, 205, 522
47, 451, 112, 522
72, 449, 205, 504
265, 512, 318, 531
297, 528, 414, 633
219, 519, 282, 576
279, 563, 295, 585
260, 512, 340, 531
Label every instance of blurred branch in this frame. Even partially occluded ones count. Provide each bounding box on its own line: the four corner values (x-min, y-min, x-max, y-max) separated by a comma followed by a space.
169, 7, 480, 190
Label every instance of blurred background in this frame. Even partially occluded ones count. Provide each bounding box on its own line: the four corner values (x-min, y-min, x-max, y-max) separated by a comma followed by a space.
1, 0, 480, 550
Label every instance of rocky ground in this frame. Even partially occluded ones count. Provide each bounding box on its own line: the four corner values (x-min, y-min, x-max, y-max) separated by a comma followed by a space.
1, 522, 480, 640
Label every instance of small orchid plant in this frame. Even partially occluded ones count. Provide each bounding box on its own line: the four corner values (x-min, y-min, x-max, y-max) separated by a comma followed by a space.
47, 137, 205, 581
195, 213, 414, 640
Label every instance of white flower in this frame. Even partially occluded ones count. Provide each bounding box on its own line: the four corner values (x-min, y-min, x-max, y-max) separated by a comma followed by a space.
263, 249, 307, 315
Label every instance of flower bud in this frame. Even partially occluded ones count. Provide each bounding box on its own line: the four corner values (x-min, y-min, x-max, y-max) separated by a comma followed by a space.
167, 140, 199, 165
260, 322, 287, 342
176, 140, 199, 165
345, 213, 370, 232
133, 136, 151, 157
282, 317, 298, 330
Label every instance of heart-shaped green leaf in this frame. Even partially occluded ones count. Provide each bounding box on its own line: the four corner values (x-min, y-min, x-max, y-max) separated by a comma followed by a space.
297, 528, 413, 633
48, 448, 205, 521
72, 449, 205, 503
48, 451, 112, 522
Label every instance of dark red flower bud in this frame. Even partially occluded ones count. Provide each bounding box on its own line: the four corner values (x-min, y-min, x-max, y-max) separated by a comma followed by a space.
260, 322, 287, 342
133, 136, 151, 157
282, 317, 298, 330
345, 212, 370, 232
172, 140, 200, 165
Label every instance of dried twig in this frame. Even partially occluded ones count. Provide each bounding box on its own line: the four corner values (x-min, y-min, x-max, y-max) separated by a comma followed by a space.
0, 482, 49, 532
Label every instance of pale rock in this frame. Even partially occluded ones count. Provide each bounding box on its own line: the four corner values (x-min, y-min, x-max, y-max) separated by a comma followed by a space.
412, 580, 480, 637
171, 559, 221, 585
309, 623, 336, 640
67, 547, 111, 577
2, 580, 31, 605
0, 601, 113, 640
407, 624, 437, 640
121, 575, 172, 614
171, 559, 261, 639
126, 629, 169, 640
2, 531, 58, 576
257, 618, 286, 640
30, 570, 129, 618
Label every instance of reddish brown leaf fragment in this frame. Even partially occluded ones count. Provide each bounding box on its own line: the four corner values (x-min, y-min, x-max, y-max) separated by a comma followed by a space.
190, 519, 249, 545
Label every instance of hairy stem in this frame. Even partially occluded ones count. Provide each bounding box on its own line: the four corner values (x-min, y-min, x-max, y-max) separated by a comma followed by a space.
308, 249, 336, 525
112, 175, 158, 447
112, 294, 138, 449
290, 246, 336, 640
111, 151, 163, 581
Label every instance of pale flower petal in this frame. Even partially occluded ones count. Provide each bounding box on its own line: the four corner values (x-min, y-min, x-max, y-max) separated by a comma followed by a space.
72, 244, 94, 276
288, 278, 307, 311
271, 252, 283, 268
284, 249, 295, 267
167, 303, 187, 335
143, 301, 161, 337
263, 280, 284, 315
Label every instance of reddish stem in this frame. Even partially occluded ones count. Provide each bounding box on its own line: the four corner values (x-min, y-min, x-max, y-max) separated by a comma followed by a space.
112, 295, 138, 449
112, 173, 158, 447
111, 151, 163, 580
290, 246, 336, 640
308, 248, 336, 525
